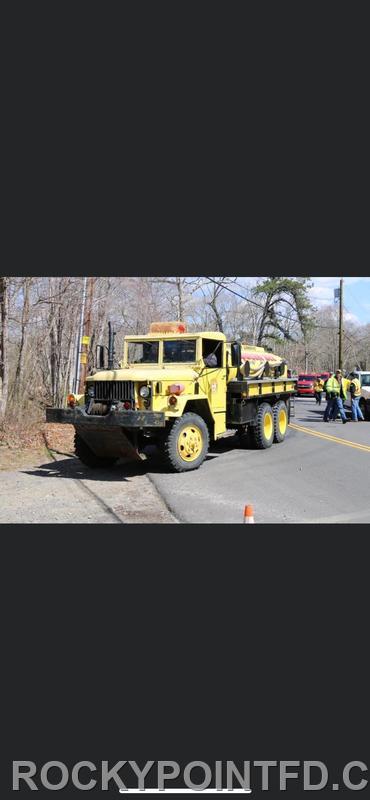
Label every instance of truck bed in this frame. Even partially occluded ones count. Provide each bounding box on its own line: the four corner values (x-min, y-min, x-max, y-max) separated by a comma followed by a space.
226, 377, 296, 426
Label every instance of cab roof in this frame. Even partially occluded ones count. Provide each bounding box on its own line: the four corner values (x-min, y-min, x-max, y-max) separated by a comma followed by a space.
124, 331, 226, 341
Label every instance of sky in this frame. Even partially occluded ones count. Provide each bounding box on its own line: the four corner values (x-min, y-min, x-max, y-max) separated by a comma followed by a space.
235, 276, 370, 326
309, 277, 370, 325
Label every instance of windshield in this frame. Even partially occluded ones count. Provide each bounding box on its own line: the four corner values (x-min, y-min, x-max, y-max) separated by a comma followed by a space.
163, 339, 196, 363
127, 341, 159, 364
360, 374, 370, 386
298, 375, 316, 381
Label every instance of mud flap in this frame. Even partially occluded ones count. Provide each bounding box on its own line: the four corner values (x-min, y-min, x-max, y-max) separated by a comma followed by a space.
75, 425, 143, 461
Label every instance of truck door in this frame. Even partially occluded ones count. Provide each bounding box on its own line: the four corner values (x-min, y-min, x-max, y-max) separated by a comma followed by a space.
200, 338, 226, 412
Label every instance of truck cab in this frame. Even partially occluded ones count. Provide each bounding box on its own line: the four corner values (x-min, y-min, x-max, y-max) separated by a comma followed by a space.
116, 328, 228, 437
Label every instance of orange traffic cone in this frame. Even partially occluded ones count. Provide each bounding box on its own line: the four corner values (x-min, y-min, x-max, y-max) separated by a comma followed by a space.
243, 504, 255, 524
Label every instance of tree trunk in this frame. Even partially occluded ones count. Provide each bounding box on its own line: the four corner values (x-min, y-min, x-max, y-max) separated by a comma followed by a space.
13, 278, 31, 401
176, 277, 184, 320
256, 293, 273, 345
0, 277, 9, 420
209, 297, 224, 332
257, 299, 270, 347
59, 311, 74, 401
48, 280, 59, 405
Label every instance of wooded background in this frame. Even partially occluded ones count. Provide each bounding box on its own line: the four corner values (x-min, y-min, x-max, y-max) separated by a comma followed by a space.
1, 275, 369, 425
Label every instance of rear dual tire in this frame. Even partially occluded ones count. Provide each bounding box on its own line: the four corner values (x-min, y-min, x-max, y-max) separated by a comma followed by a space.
253, 401, 288, 449
273, 400, 288, 443
253, 403, 274, 449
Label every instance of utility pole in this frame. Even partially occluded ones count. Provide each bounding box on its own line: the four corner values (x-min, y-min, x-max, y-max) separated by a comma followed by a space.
304, 347, 309, 372
78, 276, 95, 393
338, 277, 344, 370
73, 276, 87, 395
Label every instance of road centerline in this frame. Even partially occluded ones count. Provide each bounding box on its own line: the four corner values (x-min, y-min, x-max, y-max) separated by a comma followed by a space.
289, 422, 370, 452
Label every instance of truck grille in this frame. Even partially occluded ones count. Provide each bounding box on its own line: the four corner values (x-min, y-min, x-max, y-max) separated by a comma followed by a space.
93, 380, 135, 403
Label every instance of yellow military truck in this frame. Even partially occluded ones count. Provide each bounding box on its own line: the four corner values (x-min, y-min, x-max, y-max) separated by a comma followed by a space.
46, 322, 297, 472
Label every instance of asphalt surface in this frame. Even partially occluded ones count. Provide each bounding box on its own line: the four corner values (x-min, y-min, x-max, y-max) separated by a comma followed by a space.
149, 398, 370, 524
1, 398, 369, 524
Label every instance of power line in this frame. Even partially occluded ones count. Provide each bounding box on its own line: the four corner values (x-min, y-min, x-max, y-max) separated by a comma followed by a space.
344, 330, 370, 346
345, 283, 369, 317
203, 276, 339, 332
204, 276, 302, 325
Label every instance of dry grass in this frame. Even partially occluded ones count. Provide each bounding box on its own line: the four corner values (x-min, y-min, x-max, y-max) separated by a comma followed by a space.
0, 411, 75, 470
43, 423, 75, 456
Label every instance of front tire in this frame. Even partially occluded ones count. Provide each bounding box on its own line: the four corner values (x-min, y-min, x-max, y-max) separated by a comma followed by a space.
273, 400, 288, 443
74, 432, 118, 468
162, 413, 209, 472
253, 402, 274, 449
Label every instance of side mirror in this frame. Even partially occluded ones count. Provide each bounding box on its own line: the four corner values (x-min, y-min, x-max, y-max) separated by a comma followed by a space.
231, 342, 241, 367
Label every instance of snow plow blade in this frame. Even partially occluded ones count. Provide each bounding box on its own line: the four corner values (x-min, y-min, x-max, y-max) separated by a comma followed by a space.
45, 407, 166, 462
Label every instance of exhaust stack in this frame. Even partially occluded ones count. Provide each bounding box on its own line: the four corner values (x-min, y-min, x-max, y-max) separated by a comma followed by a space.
108, 321, 116, 370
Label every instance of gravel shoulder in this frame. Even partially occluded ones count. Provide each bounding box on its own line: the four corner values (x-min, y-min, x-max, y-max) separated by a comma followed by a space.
0, 449, 177, 524
3, 401, 368, 525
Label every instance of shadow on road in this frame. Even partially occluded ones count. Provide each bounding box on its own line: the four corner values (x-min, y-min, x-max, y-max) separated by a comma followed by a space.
21, 457, 135, 482
294, 404, 352, 424
298, 417, 326, 423
21, 436, 255, 482
301, 407, 326, 415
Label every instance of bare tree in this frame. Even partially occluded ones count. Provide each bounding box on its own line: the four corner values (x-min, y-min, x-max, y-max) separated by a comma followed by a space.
150, 277, 202, 323
12, 277, 32, 401
254, 276, 314, 345
2, 275, 369, 428
0, 277, 9, 420
199, 277, 239, 333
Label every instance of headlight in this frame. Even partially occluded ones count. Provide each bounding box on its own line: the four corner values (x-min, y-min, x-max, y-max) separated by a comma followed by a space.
87, 385, 95, 397
139, 385, 151, 399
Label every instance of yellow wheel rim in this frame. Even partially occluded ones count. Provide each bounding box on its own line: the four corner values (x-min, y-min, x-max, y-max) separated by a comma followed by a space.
177, 424, 203, 462
263, 412, 273, 440
278, 408, 287, 435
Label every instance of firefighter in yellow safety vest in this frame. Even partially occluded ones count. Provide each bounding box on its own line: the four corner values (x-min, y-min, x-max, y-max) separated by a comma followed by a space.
323, 370, 348, 423
313, 378, 324, 405
348, 373, 364, 422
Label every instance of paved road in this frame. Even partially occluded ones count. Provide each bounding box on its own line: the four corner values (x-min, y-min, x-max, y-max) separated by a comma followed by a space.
1, 399, 369, 524
149, 398, 370, 524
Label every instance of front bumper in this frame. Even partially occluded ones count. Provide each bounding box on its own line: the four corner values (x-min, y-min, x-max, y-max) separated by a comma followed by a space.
46, 407, 166, 428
